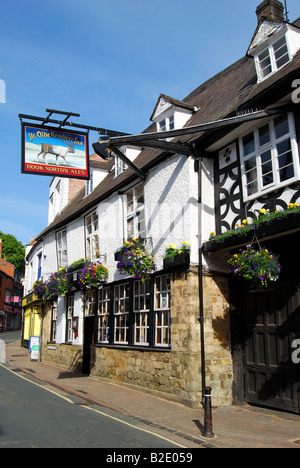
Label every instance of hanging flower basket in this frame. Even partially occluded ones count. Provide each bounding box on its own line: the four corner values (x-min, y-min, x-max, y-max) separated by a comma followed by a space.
117, 238, 156, 282
228, 245, 282, 289
33, 279, 49, 302
78, 262, 109, 290
33, 268, 69, 301
46, 269, 69, 298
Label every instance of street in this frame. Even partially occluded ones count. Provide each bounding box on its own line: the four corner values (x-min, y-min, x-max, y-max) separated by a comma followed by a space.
0, 363, 190, 449
0, 332, 192, 449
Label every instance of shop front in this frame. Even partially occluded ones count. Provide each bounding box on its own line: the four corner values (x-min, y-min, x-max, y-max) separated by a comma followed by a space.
22, 292, 42, 348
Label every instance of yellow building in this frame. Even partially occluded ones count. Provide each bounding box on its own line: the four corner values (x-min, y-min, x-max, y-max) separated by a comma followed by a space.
21, 292, 42, 348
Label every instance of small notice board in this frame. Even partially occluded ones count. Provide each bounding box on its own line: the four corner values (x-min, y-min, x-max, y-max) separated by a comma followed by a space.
29, 336, 40, 361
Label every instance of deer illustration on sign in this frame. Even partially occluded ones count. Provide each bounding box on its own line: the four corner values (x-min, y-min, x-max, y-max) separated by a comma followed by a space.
37, 140, 75, 165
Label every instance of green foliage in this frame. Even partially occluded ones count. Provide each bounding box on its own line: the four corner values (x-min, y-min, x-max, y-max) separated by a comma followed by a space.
228, 245, 282, 289
163, 241, 191, 261
0, 231, 25, 271
117, 238, 156, 282
209, 205, 300, 245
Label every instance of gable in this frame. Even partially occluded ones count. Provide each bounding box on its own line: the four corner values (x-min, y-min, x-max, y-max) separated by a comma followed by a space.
247, 20, 286, 55
150, 94, 195, 122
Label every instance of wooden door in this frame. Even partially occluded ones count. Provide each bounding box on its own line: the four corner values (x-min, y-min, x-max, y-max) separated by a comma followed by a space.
240, 235, 300, 412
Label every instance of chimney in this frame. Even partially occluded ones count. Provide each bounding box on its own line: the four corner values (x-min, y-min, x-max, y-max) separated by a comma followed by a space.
256, 0, 285, 24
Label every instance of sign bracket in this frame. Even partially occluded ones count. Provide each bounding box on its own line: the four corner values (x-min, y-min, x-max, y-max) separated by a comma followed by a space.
19, 108, 130, 138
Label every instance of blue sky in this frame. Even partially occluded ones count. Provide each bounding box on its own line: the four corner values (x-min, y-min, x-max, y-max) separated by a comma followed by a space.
0, 0, 299, 245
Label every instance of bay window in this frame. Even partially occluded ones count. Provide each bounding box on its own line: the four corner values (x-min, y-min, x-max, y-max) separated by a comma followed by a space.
154, 275, 171, 347
134, 280, 150, 346
240, 113, 300, 201
114, 283, 130, 344
94, 275, 171, 349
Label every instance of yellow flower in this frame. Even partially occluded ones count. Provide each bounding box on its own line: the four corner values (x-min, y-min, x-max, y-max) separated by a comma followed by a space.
242, 219, 248, 225
168, 244, 176, 250
260, 209, 267, 214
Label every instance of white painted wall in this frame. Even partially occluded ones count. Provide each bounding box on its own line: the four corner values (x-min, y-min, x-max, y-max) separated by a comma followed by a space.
145, 154, 199, 268
24, 151, 219, 345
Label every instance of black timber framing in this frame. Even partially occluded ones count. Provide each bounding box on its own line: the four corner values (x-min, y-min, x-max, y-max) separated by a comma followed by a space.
102, 107, 290, 150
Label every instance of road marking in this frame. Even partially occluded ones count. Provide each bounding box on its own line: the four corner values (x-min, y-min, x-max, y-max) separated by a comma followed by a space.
81, 404, 187, 448
0, 363, 187, 448
0, 363, 74, 404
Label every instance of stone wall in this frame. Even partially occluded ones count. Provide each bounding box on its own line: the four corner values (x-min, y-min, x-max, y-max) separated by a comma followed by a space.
202, 273, 233, 407
42, 342, 83, 373
40, 269, 234, 408
90, 269, 202, 408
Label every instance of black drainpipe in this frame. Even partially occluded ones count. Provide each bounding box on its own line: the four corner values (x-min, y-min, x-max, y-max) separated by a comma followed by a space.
195, 151, 206, 406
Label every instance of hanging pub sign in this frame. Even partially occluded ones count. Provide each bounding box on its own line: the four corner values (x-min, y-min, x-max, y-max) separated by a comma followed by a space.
21, 123, 90, 180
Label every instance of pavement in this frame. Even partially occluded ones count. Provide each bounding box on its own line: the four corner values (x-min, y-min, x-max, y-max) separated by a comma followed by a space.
4, 338, 300, 449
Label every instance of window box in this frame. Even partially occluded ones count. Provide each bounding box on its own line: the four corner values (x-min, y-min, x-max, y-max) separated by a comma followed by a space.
163, 252, 190, 270
204, 208, 300, 252
67, 262, 91, 288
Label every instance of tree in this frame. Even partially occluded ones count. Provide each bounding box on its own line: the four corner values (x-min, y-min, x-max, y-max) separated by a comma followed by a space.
0, 231, 25, 271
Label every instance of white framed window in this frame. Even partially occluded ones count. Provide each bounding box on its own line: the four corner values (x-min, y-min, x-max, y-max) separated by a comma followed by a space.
51, 301, 58, 342
154, 275, 171, 347
114, 283, 130, 344
125, 184, 145, 240
240, 113, 300, 201
56, 230, 68, 268
85, 290, 97, 316
37, 252, 42, 280
66, 295, 74, 342
98, 287, 110, 343
134, 280, 150, 346
85, 210, 100, 261
115, 156, 127, 176
255, 34, 290, 82
158, 114, 175, 133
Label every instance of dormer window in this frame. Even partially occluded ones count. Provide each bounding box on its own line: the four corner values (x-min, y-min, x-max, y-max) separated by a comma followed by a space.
256, 34, 290, 81
158, 114, 175, 133
240, 113, 300, 201
248, 10, 300, 84
114, 146, 142, 177
150, 94, 195, 136
115, 156, 127, 176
